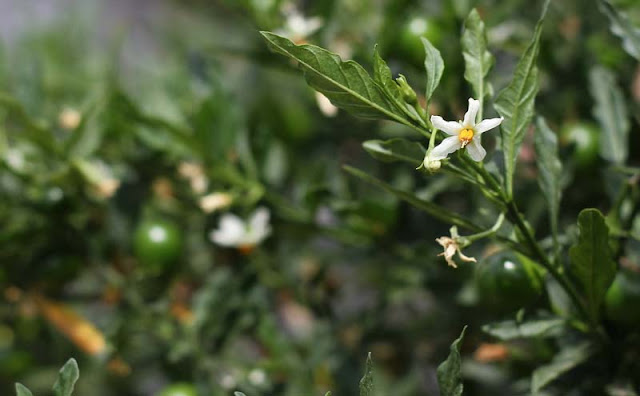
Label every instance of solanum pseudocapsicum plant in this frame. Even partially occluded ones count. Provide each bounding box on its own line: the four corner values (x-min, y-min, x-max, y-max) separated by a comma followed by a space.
261, 0, 640, 393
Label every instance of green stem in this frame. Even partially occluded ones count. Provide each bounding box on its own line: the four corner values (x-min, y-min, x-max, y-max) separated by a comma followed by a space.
504, 199, 607, 340
466, 213, 505, 243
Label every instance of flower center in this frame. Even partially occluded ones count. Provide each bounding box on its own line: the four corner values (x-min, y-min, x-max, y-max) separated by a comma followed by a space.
458, 128, 474, 147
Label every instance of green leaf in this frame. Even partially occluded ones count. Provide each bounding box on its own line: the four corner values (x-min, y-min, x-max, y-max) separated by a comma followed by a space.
531, 343, 593, 394
343, 165, 481, 232
598, 0, 640, 61
372, 47, 423, 125
362, 138, 424, 166
372, 46, 402, 101
421, 37, 444, 102
260, 32, 414, 128
359, 353, 374, 396
589, 66, 630, 165
534, 117, 563, 255
569, 209, 616, 323
494, 0, 549, 197
15, 384, 33, 396
461, 9, 494, 103
437, 326, 467, 396
482, 317, 565, 341
52, 358, 79, 396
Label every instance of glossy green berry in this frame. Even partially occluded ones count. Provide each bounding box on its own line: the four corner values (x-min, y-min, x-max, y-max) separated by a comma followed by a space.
157, 383, 197, 396
475, 251, 543, 312
605, 270, 640, 327
560, 122, 600, 168
133, 220, 182, 271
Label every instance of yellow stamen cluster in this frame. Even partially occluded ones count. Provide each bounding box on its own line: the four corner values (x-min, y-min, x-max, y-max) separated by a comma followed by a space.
458, 128, 475, 147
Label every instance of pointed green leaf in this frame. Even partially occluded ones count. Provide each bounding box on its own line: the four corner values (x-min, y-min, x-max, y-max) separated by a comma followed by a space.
598, 0, 640, 61
359, 353, 374, 396
52, 358, 79, 396
15, 384, 33, 396
531, 343, 593, 394
421, 37, 444, 101
260, 32, 413, 127
437, 326, 467, 396
482, 317, 565, 341
589, 66, 630, 164
372, 48, 423, 125
534, 117, 563, 255
569, 209, 616, 322
362, 138, 424, 166
372, 46, 401, 100
461, 9, 495, 102
343, 165, 481, 232
494, 0, 549, 197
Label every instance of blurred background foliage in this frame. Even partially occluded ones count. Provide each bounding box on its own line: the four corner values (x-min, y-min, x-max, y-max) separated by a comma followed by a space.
0, 0, 639, 395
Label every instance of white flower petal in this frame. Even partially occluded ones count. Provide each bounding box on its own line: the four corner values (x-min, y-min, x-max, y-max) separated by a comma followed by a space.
429, 136, 462, 160
245, 207, 271, 245
430, 116, 462, 135
249, 207, 270, 232
210, 214, 245, 246
463, 98, 480, 127
475, 117, 504, 134
210, 229, 241, 247
466, 138, 487, 162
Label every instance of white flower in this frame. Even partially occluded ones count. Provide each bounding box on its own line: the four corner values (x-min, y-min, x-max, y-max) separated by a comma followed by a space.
435, 226, 477, 268
276, 5, 323, 43
209, 207, 271, 251
315, 92, 338, 117
58, 107, 82, 130
429, 98, 503, 162
199, 192, 233, 213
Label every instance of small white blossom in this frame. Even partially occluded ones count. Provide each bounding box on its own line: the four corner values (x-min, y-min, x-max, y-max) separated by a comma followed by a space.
209, 207, 271, 251
428, 98, 503, 163
435, 226, 477, 268
199, 192, 233, 213
276, 4, 323, 43
248, 369, 267, 386
315, 92, 338, 117
58, 107, 82, 130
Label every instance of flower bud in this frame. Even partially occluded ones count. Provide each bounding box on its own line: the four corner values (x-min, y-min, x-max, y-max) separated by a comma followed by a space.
395, 74, 417, 105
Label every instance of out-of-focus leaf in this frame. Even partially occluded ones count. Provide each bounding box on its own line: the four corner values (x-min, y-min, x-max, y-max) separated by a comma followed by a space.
437, 326, 467, 396
482, 317, 565, 340
598, 0, 640, 61
343, 165, 481, 232
589, 67, 629, 164
495, 0, 549, 197
359, 353, 374, 396
569, 209, 616, 323
260, 32, 416, 129
52, 358, 79, 396
15, 384, 33, 396
531, 343, 593, 394
461, 9, 494, 103
362, 138, 424, 166
421, 37, 444, 102
534, 117, 563, 255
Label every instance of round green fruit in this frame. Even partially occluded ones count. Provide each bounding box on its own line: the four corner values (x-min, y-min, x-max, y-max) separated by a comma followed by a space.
397, 16, 442, 65
560, 122, 600, 168
133, 220, 183, 270
158, 383, 197, 396
604, 271, 640, 327
475, 251, 543, 312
